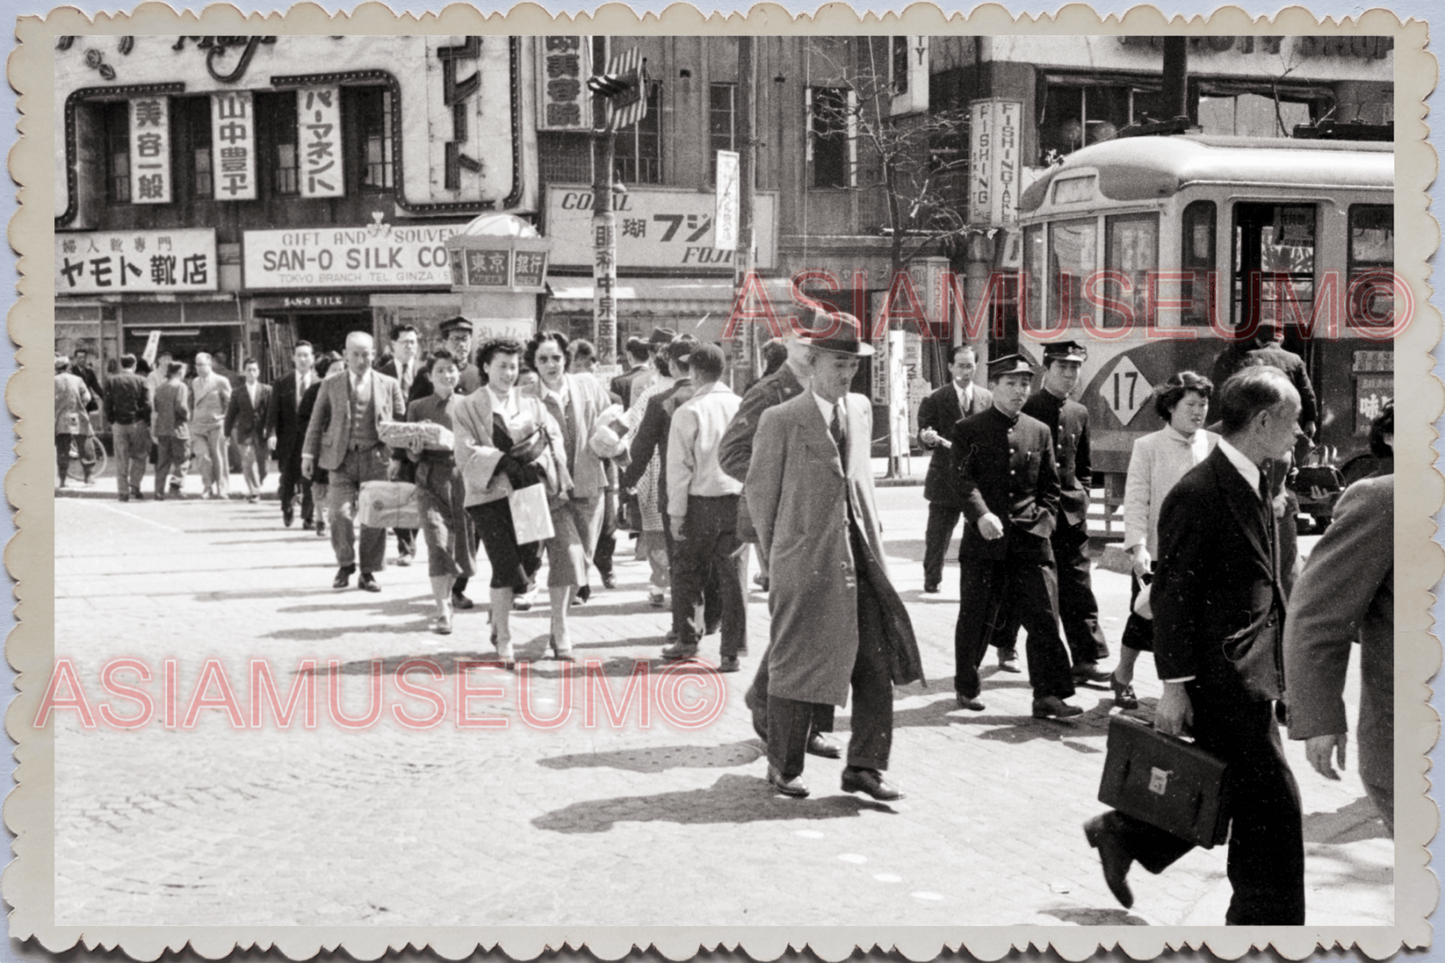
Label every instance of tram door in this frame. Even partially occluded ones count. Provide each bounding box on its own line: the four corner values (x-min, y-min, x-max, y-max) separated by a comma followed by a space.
1232, 201, 1318, 369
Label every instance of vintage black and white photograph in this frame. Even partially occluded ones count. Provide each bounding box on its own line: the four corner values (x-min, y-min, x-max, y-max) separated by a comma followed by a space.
10, 7, 1434, 957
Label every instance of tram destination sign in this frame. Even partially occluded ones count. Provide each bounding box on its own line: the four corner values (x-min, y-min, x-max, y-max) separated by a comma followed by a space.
242, 224, 468, 290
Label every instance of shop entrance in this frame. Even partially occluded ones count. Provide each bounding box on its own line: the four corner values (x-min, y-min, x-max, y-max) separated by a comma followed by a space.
257, 309, 373, 377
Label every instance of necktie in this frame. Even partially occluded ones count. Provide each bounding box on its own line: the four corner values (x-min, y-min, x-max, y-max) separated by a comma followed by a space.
830, 403, 848, 465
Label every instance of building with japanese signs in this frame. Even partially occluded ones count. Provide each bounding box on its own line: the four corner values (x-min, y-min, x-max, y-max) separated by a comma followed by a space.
54, 35, 543, 383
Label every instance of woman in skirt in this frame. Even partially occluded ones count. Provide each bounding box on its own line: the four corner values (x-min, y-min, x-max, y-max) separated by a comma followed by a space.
402, 349, 477, 635
453, 339, 571, 662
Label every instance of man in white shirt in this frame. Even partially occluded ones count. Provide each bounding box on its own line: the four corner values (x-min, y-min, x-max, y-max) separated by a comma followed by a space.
663, 344, 747, 670
917, 345, 992, 593
224, 358, 273, 502
189, 352, 233, 499
267, 341, 317, 528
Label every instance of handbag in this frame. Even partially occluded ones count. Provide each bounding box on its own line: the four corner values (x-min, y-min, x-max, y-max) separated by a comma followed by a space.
357, 480, 421, 530
508, 482, 555, 544
1098, 715, 1230, 849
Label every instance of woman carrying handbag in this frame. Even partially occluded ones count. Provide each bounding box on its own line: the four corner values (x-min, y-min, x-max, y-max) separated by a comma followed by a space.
453, 339, 573, 663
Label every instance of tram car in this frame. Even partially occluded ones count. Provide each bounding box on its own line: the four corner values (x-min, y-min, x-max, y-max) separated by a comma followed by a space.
1009, 134, 1395, 530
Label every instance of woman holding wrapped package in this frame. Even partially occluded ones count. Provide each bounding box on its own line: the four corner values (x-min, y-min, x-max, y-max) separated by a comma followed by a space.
453, 339, 573, 663
400, 349, 478, 635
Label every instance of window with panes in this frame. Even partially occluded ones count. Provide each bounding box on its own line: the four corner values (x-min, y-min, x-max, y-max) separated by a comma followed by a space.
708, 83, 736, 184
613, 82, 662, 185
103, 101, 131, 203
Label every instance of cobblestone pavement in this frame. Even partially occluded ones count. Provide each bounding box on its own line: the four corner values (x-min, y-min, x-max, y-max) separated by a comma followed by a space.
46, 477, 1392, 929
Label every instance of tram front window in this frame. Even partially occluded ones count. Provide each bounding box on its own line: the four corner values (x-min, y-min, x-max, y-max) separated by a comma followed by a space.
1233, 202, 1316, 333
1049, 218, 1096, 328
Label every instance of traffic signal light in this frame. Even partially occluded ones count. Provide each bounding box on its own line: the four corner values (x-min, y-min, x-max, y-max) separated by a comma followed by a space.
587, 72, 636, 99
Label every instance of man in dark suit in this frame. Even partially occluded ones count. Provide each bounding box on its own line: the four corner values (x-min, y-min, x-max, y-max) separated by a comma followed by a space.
611, 337, 652, 409
301, 332, 407, 592
224, 358, 273, 503
1285, 473, 1394, 835
1084, 366, 1306, 925
719, 313, 839, 761
917, 344, 992, 594
376, 323, 422, 566
951, 355, 1080, 719
266, 341, 317, 528
746, 326, 923, 800
1021, 340, 1110, 677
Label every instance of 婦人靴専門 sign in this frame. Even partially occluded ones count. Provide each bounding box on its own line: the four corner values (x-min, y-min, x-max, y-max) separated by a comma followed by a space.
55, 230, 218, 294
242, 224, 468, 290
546, 186, 778, 270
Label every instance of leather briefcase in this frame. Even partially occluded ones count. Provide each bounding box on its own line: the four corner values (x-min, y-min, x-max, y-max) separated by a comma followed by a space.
1098, 715, 1231, 849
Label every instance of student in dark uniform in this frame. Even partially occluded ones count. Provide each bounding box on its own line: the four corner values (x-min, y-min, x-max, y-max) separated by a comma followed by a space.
951, 354, 1081, 719
1020, 341, 1111, 679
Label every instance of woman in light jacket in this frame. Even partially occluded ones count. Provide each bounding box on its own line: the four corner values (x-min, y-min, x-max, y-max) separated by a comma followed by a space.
1115, 370, 1218, 708
453, 339, 572, 662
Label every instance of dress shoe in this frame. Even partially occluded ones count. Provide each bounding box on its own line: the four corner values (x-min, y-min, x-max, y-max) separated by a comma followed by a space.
719, 655, 741, 673
753, 576, 770, 593
358, 573, 381, 593
1111, 673, 1140, 710
767, 764, 810, 798
283, 510, 294, 528
923, 583, 940, 594
1083, 813, 1135, 908
130, 490, 144, 500
154, 493, 166, 501
451, 591, 475, 611
841, 766, 905, 801
118, 494, 129, 503
1071, 661, 1112, 685
315, 520, 327, 537
430, 614, 453, 636
661, 640, 700, 662
550, 635, 576, 662
302, 517, 313, 530
955, 693, 986, 712
513, 587, 537, 611
577, 585, 591, 603
396, 552, 413, 567
647, 588, 666, 608
1032, 695, 1084, 720
246, 495, 260, 504
806, 732, 842, 759
997, 647, 1021, 673
601, 573, 617, 589
333, 567, 354, 590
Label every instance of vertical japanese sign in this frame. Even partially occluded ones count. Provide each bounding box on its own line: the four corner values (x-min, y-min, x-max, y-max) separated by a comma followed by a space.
211, 91, 257, 201
968, 99, 1023, 226
129, 96, 171, 205
714, 150, 740, 252
298, 86, 343, 198
593, 213, 618, 355
536, 36, 592, 131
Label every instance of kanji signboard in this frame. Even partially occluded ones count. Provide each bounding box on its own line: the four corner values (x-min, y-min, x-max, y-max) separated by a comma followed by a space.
536, 36, 592, 131
56, 230, 218, 294
128, 96, 171, 205
211, 91, 257, 201
968, 99, 1023, 226
298, 86, 343, 199
547, 187, 778, 270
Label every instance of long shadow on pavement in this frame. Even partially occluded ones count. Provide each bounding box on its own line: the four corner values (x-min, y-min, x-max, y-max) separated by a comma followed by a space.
1036, 904, 1150, 926
532, 772, 895, 833
1303, 795, 1391, 844
538, 740, 763, 773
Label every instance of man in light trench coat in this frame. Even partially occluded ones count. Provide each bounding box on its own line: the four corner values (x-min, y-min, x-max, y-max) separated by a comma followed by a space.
746, 321, 924, 800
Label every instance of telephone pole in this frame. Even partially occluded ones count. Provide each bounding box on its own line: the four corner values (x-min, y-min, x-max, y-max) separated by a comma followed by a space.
733, 35, 760, 386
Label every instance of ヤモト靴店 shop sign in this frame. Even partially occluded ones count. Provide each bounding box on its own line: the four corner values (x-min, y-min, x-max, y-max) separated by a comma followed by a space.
242, 223, 469, 290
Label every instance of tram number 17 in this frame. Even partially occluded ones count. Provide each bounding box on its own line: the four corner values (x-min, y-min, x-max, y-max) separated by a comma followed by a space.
1111, 370, 1140, 413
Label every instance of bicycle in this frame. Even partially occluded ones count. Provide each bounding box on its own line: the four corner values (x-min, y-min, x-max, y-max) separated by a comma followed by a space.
64, 433, 108, 484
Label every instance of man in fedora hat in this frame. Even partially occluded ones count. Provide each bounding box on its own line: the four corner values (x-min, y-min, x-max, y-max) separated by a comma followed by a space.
746, 315, 923, 800
1021, 340, 1111, 680
951, 354, 1081, 719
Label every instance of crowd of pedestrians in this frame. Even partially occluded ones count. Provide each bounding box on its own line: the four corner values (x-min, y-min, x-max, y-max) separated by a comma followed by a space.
54, 312, 1394, 923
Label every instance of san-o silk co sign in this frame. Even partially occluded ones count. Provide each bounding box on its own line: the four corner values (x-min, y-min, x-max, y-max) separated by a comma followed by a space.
242, 224, 467, 290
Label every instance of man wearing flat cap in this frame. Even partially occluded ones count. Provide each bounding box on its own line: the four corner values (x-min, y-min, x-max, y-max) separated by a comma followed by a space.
951, 354, 1081, 719
746, 316, 923, 800
1020, 340, 1111, 682
411, 316, 484, 402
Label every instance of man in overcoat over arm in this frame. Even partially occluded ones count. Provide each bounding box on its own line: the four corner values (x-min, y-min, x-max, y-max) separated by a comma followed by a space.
1084, 366, 1306, 925
746, 324, 924, 801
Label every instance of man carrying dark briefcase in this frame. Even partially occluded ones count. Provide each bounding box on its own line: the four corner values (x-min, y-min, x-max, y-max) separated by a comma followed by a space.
1082, 367, 1307, 925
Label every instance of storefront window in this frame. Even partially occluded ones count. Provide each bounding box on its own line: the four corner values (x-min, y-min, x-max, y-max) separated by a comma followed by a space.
709, 83, 736, 184
1105, 213, 1158, 328
809, 87, 851, 189
1348, 204, 1394, 329
614, 82, 662, 185
1179, 200, 1217, 326
104, 101, 130, 203
1050, 218, 1097, 327
356, 87, 395, 191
